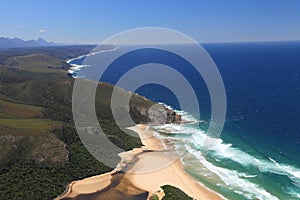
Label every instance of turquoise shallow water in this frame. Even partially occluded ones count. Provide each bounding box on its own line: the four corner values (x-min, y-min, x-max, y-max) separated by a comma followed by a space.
151, 111, 300, 200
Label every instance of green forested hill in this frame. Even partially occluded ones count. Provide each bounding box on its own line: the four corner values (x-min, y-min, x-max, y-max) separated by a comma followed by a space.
0, 46, 152, 199
0, 46, 189, 200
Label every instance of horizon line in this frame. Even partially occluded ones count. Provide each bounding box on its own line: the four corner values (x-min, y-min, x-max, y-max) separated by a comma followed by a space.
2, 35, 300, 46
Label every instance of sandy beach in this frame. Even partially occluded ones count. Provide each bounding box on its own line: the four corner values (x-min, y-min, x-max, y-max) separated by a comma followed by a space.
127, 124, 223, 200
57, 124, 223, 200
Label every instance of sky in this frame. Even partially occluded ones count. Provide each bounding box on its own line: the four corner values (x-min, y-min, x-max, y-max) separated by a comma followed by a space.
1, 0, 300, 44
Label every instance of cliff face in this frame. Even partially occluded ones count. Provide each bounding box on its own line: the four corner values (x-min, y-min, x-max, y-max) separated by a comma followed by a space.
132, 105, 181, 125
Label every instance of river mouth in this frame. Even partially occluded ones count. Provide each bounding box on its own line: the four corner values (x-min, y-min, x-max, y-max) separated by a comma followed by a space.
61, 172, 148, 200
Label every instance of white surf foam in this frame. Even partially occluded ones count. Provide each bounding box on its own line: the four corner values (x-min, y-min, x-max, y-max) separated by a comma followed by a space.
66, 47, 119, 63
152, 108, 300, 199
154, 109, 300, 186
176, 124, 300, 187
184, 143, 280, 200
66, 47, 119, 78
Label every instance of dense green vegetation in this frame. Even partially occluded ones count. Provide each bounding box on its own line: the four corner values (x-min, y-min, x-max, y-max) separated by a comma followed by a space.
149, 194, 159, 200
0, 46, 189, 199
161, 185, 193, 200
0, 99, 43, 118
0, 46, 151, 199
0, 76, 115, 198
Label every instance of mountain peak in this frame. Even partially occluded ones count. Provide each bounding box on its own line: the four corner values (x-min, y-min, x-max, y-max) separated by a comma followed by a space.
36, 37, 50, 45
37, 37, 47, 42
0, 37, 54, 49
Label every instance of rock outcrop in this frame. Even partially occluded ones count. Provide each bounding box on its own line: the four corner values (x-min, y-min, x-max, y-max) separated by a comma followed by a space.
61, 61, 72, 70
133, 105, 181, 125
165, 109, 182, 124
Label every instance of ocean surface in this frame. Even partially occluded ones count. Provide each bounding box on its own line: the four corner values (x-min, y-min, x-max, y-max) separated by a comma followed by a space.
69, 41, 300, 200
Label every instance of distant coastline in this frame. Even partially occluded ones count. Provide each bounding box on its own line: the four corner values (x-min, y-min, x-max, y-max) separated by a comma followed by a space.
66, 46, 119, 78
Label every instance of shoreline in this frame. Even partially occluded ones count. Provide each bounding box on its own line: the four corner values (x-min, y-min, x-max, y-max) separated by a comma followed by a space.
66, 46, 119, 76
56, 124, 223, 200
66, 46, 119, 63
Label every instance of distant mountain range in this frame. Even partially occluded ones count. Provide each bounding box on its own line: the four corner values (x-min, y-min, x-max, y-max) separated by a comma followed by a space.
0, 37, 56, 49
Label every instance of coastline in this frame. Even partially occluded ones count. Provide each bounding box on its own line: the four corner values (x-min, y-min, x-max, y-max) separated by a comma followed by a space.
66, 46, 119, 77
66, 46, 119, 63
56, 124, 223, 200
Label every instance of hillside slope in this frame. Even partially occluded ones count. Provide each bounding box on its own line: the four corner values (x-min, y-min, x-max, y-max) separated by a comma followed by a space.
0, 46, 156, 199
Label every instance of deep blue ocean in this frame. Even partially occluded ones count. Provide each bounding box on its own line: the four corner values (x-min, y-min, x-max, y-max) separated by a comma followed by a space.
70, 42, 300, 199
